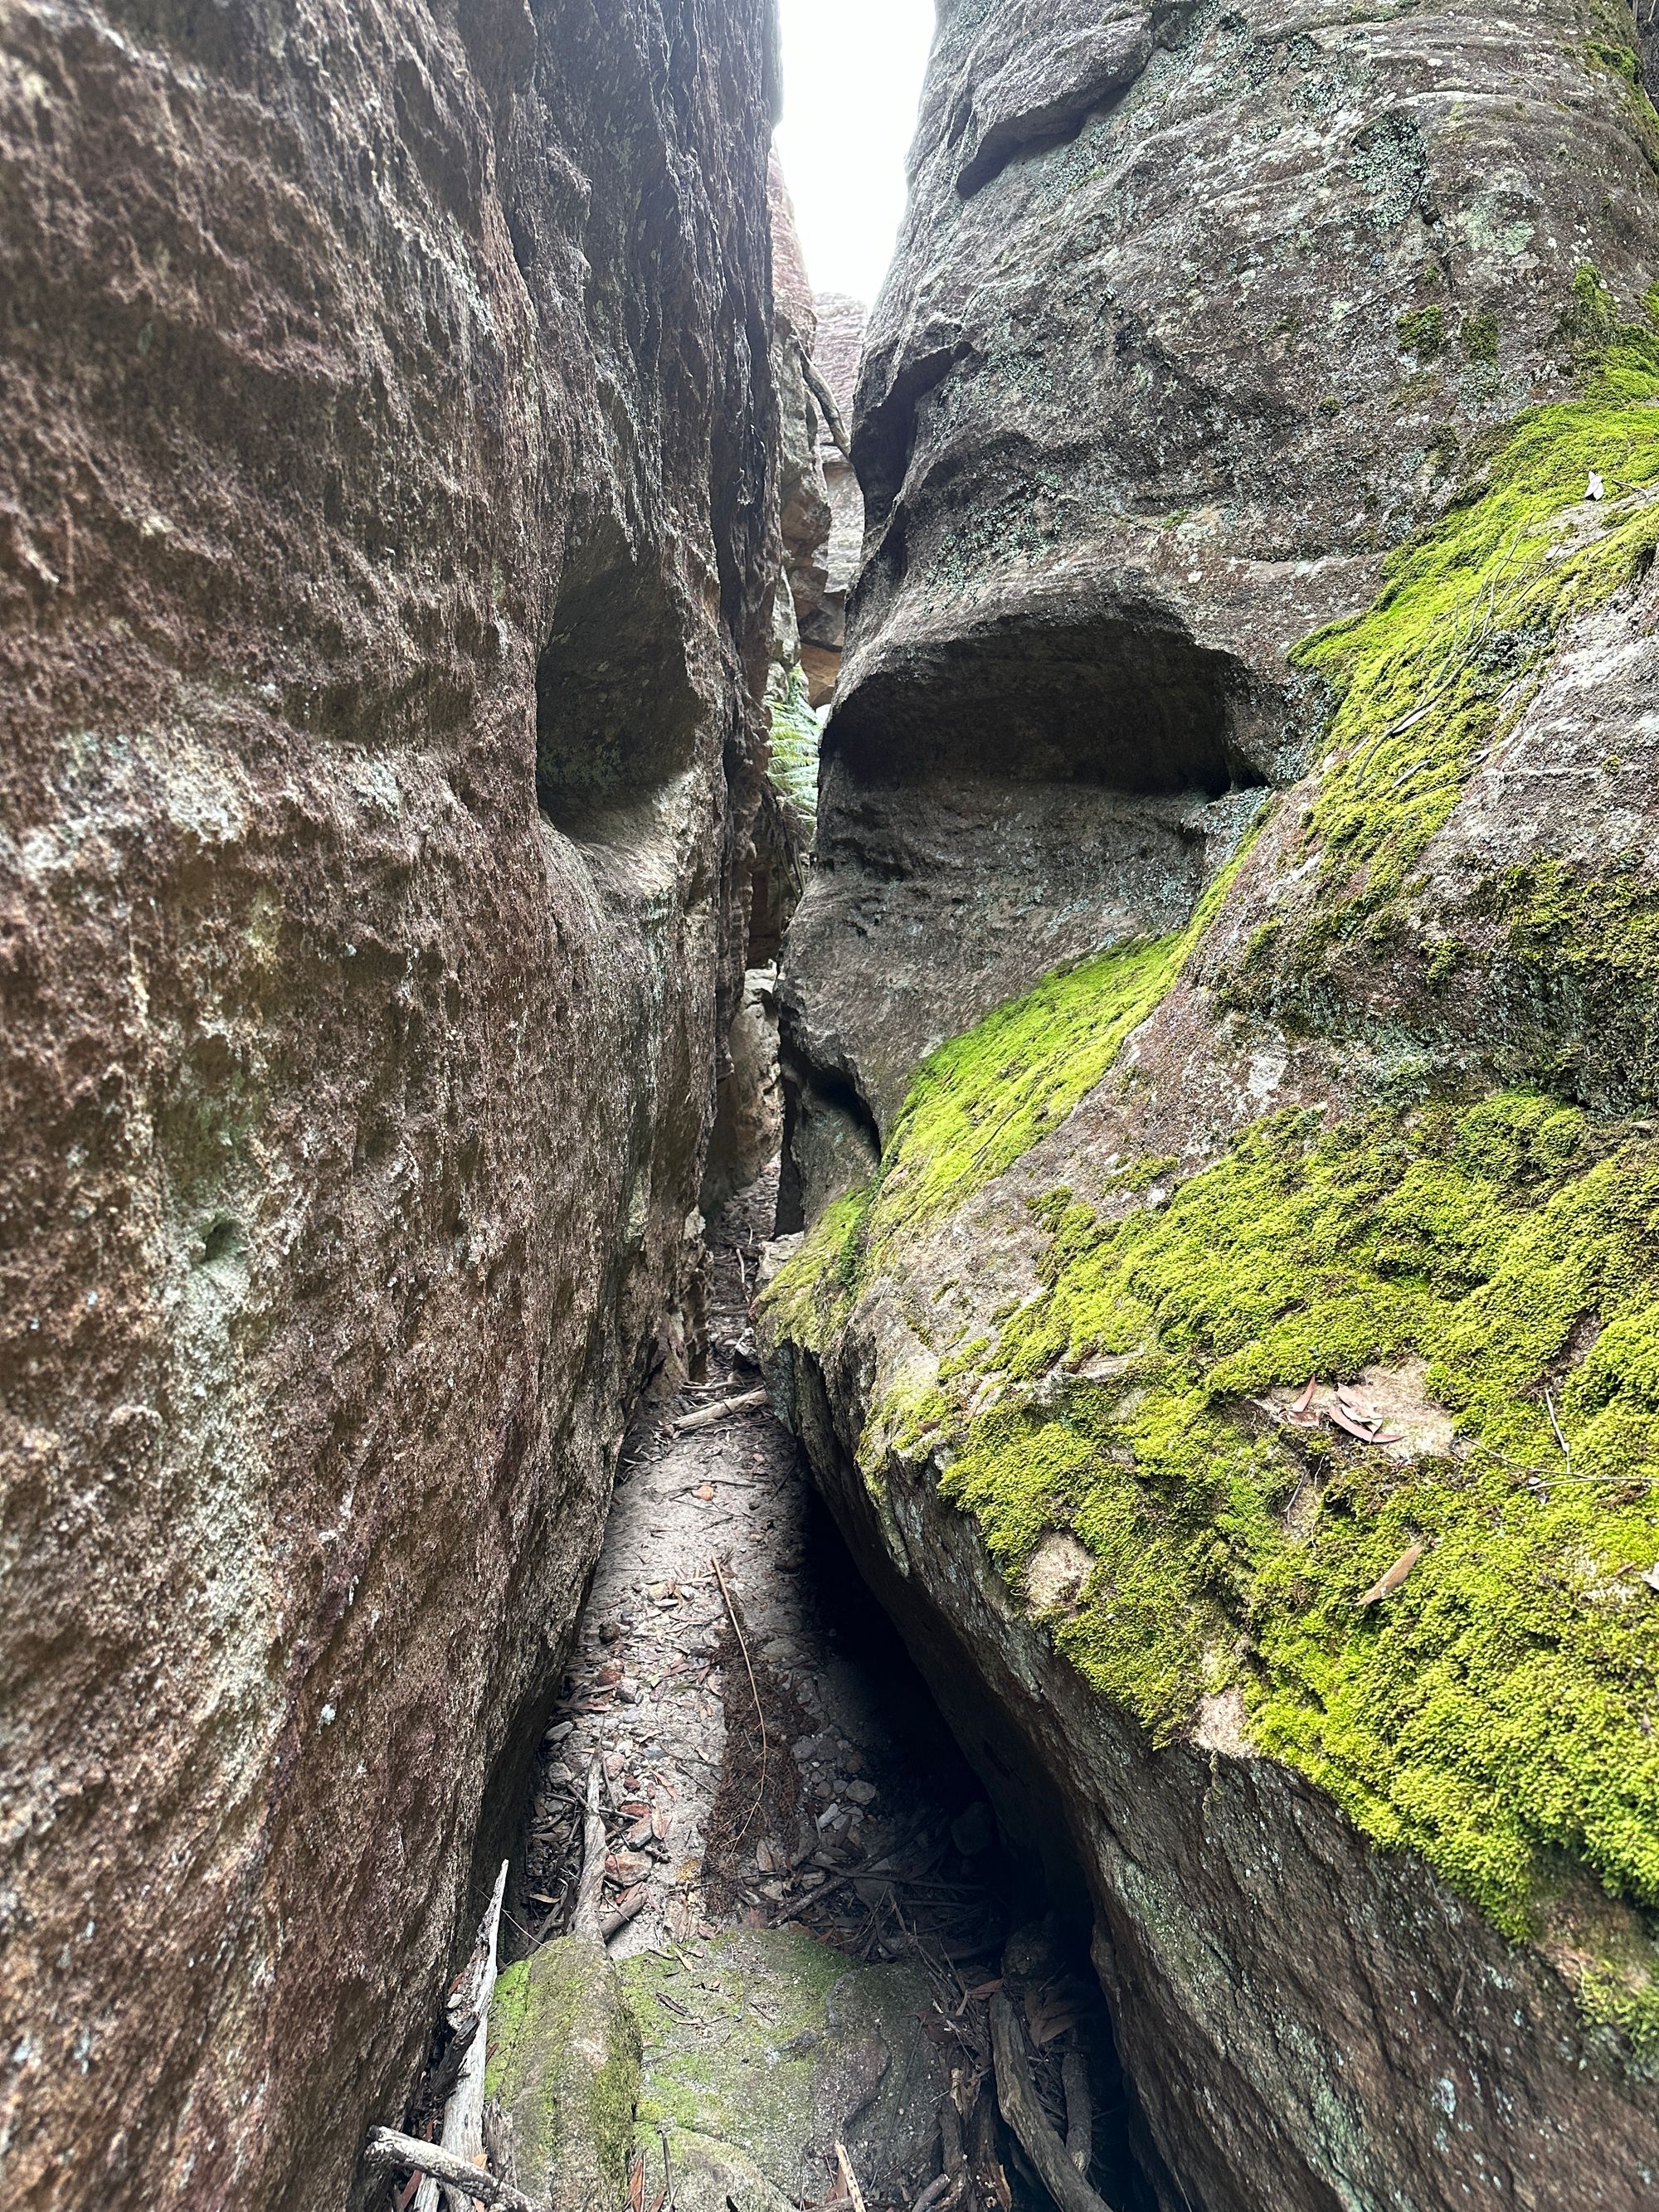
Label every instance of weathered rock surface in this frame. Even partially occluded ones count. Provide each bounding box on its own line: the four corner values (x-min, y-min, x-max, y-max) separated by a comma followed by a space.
800, 293, 868, 705
487, 1935, 643, 2212
707, 165, 826, 1213
624, 1930, 946, 2212
488, 1925, 945, 2212
770, 3, 1659, 2205
770, 159, 834, 649
0, 2, 776, 2206
782, 0, 1659, 1208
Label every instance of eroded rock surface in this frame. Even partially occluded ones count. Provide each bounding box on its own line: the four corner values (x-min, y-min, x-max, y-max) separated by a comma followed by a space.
800, 292, 868, 705
0, 2, 776, 2205
782, 0, 1659, 1213
488, 1926, 944, 2212
769, 4, 1659, 2205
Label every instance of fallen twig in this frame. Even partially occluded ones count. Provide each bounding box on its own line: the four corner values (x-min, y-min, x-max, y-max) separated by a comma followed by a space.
1545, 1384, 1572, 1481
988, 1996, 1120, 2212
1061, 2049, 1092, 2176
602, 1888, 649, 1943
712, 1554, 770, 1842
363, 2127, 538, 2212
673, 1388, 768, 1433
939, 2086, 969, 2207
572, 1763, 608, 1941
834, 2142, 869, 2212
416, 1860, 508, 2212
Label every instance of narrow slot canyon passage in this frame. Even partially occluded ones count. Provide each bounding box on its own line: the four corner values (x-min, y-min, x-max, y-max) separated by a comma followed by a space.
406, 1164, 1171, 2212
12, 2, 1659, 2209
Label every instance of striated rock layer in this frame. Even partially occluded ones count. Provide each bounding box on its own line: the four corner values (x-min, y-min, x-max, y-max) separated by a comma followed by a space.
769, 2, 1659, 2205
0, 2, 777, 2206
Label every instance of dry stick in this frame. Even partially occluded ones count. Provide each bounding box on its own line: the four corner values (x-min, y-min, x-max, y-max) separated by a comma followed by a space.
938, 2091, 970, 2208
1061, 2049, 1092, 2177
363, 2128, 539, 2212
672, 1388, 767, 1435
988, 1996, 1121, 2212
601, 1888, 649, 1942
711, 1554, 769, 1843
572, 1762, 608, 1941
1545, 1384, 1573, 1479
415, 1860, 509, 2212
834, 2142, 869, 2212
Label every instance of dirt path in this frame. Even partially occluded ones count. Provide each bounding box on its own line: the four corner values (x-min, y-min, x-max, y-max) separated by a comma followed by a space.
518, 1169, 1009, 1976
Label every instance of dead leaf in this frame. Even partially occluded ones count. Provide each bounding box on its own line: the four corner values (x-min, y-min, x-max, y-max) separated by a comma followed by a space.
1024, 1977, 1085, 2048
1336, 1383, 1377, 1421
1357, 1543, 1424, 1606
1292, 1377, 1319, 1414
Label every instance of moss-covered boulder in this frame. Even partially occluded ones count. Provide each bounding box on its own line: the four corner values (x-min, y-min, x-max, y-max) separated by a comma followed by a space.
622, 1928, 946, 2211
486, 1937, 643, 2212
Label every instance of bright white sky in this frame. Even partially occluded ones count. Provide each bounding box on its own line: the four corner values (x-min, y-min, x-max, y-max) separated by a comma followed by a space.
773, 0, 936, 309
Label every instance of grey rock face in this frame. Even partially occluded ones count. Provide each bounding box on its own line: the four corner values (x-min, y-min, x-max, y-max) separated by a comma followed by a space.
783, 0, 1659, 1201
800, 293, 868, 704
0, 3, 776, 2207
766, 4, 1659, 2206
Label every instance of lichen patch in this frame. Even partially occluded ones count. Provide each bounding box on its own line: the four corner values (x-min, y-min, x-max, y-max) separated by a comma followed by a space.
1023, 1531, 1094, 1616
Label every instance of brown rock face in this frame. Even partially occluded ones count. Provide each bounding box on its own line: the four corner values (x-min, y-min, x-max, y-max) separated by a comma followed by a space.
0, 3, 776, 2207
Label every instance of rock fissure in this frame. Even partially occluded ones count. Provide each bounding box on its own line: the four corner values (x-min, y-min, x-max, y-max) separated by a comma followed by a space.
8, 2, 1659, 2210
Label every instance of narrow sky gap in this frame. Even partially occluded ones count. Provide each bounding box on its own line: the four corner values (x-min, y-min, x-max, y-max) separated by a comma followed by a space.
773, 0, 934, 308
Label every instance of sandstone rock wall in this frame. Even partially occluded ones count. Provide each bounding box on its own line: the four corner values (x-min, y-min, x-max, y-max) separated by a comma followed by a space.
768, 3, 1659, 2204
800, 292, 868, 705
780, 0, 1659, 1219
0, 3, 777, 2206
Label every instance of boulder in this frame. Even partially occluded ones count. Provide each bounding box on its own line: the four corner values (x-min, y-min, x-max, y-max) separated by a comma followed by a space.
0, 2, 777, 2205
486, 1937, 643, 2212
623, 1929, 946, 2210
768, 3, 1659, 2205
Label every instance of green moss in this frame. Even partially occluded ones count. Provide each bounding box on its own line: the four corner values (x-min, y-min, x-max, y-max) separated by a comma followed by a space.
1467, 857, 1659, 1097
1583, 1957, 1659, 2058
757, 1184, 873, 1356
865, 839, 1257, 1241
1588, 39, 1642, 87
1462, 309, 1500, 366
483, 1958, 532, 2099
1397, 304, 1446, 362
486, 1937, 641, 2195
766, 664, 820, 829
1584, 40, 1659, 174
621, 1930, 856, 2186
761, 835, 1262, 1349
918, 1093, 1659, 1955
1241, 312, 1659, 1004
